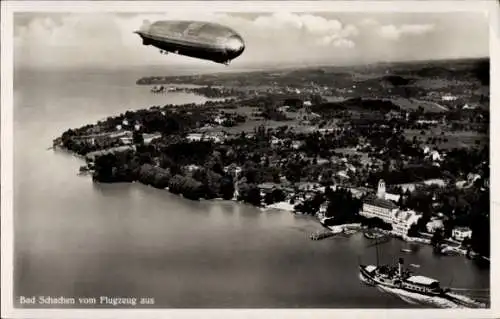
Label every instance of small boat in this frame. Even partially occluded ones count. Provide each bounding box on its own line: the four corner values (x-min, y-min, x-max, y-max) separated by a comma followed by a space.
440, 246, 463, 256
410, 264, 420, 268
343, 229, 357, 235
401, 248, 412, 253
364, 231, 384, 240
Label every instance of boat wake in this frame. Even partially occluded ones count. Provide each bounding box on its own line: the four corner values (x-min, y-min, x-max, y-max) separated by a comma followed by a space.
377, 283, 461, 308
359, 273, 486, 308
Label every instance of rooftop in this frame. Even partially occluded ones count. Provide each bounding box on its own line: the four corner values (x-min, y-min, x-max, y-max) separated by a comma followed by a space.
258, 182, 280, 190
363, 195, 398, 210
366, 265, 377, 273
427, 219, 444, 227
385, 193, 401, 202
406, 275, 439, 286
394, 209, 420, 222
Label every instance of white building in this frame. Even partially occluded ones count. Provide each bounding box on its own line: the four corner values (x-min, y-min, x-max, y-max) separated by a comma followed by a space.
186, 133, 224, 143
442, 95, 458, 101
185, 164, 200, 172
392, 209, 421, 238
452, 227, 472, 242
143, 133, 161, 144
385, 193, 401, 203
186, 133, 203, 142
214, 116, 224, 125
337, 170, 350, 179
346, 187, 372, 199
271, 136, 282, 146
422, 178, 447, 187
462, 104, 476, 110
360, 180, 399, 223
360, 180, 422, 237
319, 202, 328, 215
291, 140, 303, 150
416, 120, 439, 125
424, 149, 443, 162
426, 219, 444, 233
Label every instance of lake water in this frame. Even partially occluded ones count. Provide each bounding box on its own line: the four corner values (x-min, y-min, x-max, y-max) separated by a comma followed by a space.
12, 68, 490, 308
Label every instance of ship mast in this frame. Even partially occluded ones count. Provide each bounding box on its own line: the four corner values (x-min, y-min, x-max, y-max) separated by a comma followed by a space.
448, 274, 454, 288
375, 236, 380, 266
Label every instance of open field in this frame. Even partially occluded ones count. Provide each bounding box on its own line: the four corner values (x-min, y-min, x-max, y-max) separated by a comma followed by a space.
411, 78, 476, 90
220, 118, 313, 134
391, 97, 449, 112
404, 128, 488, 150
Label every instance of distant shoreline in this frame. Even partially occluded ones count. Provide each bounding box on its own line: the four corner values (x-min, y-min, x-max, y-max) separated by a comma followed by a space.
16, 56, 489, 75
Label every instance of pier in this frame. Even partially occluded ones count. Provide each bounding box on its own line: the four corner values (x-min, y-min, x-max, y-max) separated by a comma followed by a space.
310, 230, 335, 240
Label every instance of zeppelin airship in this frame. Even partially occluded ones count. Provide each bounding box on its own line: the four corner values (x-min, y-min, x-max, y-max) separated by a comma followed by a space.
134, 20, 245, 65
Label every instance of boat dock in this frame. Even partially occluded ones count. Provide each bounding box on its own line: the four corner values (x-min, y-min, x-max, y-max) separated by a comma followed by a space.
310, 227, 359, 240
310, 230, 335, 240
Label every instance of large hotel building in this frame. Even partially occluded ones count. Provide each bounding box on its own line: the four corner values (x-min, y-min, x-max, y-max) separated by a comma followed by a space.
360, 180, 421, 237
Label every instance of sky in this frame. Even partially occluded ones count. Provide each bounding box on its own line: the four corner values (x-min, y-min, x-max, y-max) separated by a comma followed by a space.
13, 11, 489, 70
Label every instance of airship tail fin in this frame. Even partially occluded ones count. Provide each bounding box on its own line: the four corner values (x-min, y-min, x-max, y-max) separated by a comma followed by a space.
139, 19, 152, 32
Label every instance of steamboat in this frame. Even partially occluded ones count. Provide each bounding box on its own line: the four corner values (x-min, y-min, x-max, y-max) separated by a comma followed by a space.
359, 239, 487, 308
360, 258, 445, 297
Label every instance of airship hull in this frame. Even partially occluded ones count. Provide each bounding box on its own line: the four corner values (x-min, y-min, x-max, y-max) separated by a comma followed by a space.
135, 20, 245, 64
139, 33, 230, 64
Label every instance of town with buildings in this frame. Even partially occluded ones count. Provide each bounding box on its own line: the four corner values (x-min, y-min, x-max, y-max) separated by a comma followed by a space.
54, 57, 490, 261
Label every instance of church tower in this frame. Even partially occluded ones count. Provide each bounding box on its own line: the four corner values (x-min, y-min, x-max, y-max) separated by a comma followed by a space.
377, 179, 386, 200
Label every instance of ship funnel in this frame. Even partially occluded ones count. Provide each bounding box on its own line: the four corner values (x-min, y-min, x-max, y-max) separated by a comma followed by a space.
398, 258, 404, 277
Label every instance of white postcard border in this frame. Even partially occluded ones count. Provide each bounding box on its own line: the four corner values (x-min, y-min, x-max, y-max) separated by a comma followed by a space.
1, 1, 499, 318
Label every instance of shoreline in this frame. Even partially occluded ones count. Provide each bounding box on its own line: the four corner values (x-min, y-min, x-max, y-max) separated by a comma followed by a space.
53, 144, 482, 257
52, 144, 340, 229
50, 60, 489, 261
51, 144, 481, 253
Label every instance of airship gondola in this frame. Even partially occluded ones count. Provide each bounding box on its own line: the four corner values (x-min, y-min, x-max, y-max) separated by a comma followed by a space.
135, 20, 245, 65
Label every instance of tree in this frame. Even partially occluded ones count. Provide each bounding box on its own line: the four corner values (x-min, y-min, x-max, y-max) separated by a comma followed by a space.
133, 130, 144, 145
92, 153, 117, 183
462, 236, 471, 248
238, 183, 262, 206
442, 218, 454, 239
295, 193, 324, 216
416, 214, 430, 233
397, 196, 404, 208
431, 228, 444, 248
220, 175, 235, 200
285, 162, 302, 184
137, 164, 171, 188
167, 174, 204, 200
246, 186, 262, 206
407, 223, 419, 238
264, 192, 275, 205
